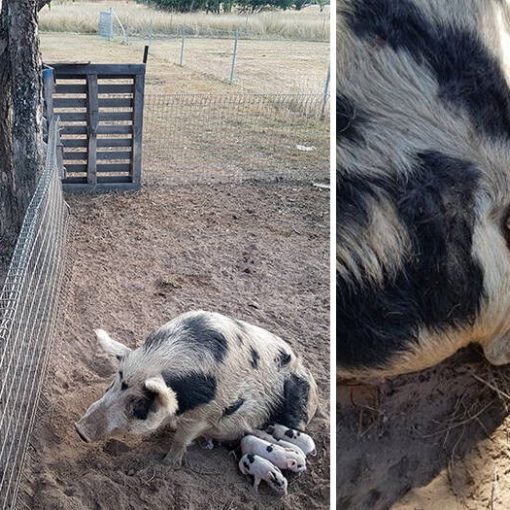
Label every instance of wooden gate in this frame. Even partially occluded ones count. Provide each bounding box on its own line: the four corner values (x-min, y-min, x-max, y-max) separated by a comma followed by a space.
46, 63, 145, 192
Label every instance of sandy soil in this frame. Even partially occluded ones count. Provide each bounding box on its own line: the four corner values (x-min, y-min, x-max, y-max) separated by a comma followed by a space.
337, 348, 510, 510
18, 176, 330, 509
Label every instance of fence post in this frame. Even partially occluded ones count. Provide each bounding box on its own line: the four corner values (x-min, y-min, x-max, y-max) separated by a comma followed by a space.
229, 29, 239, 84
179, 26, 185, 66
42, 66, 55, 123
320, 65, 330, 120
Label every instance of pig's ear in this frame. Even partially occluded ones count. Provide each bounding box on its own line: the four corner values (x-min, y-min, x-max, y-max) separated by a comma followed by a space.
144, 376, 178, 416
95, 329, 131, 360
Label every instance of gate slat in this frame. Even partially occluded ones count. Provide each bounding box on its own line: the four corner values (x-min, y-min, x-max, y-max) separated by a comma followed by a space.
54, 98, 88, 108
98, 84, 133, 94
99, 111, 133, 121
59, 111, 87, 121
97, 125, 132, 135
62, 139, 88, 148
55, 84, 87, 94
97, 163, 131, 172
63, 152, 88, 160
96, 151, 131, 160
61, 125, 88, 135
97, 138, 132, 147
98, 98, 133, 108
64, 163, 88, 172
87, 74, 99, 186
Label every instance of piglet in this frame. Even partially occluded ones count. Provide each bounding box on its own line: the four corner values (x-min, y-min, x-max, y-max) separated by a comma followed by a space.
251, 429, 306, 458
267, 424, 317, 456
239, 454, 288, 495
241, 435, 306, 473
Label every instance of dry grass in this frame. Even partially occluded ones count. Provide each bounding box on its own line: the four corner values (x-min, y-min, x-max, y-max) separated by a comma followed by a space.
39, 1, 330, 41
40, 32, 329, 94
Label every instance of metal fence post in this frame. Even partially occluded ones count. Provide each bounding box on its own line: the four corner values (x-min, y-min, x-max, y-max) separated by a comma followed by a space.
320, 65, 330, 120
179, 27, 185, 66
229, 29, 239, 84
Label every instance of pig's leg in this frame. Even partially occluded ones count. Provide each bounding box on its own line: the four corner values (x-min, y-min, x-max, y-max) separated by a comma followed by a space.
163, 420, 209, 467
253, 476, 261, 493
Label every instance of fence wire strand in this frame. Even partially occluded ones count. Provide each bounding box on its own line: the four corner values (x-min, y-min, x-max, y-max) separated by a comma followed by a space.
0, 119, 70, 510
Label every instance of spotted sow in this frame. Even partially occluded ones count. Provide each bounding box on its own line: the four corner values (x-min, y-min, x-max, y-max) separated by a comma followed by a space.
75, 310, 318, 467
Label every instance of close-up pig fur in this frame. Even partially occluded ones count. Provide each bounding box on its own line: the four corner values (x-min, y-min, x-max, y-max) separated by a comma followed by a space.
338, 0, 510, 508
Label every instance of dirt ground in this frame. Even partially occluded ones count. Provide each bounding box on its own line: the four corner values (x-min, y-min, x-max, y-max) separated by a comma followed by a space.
337, 347, 510, 510
18, 175, 330, 509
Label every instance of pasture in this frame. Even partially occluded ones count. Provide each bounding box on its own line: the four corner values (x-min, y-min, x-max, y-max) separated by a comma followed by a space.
39, 1, 330, 41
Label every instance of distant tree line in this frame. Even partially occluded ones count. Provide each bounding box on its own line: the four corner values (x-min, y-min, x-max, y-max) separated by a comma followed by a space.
145, 0, 328, 13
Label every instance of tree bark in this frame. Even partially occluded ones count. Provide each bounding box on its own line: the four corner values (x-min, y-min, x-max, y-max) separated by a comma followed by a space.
0, 0, 45, 256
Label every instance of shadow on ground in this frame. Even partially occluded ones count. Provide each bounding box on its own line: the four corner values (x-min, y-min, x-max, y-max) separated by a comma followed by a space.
337, 347, 510, 509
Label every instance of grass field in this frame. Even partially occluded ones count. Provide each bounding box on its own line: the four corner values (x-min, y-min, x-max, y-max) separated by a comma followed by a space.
39, 1, 330, 41
41, 32, 329, 94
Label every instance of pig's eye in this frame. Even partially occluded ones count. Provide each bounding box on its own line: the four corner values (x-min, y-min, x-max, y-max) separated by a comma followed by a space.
130, 395, 155, 420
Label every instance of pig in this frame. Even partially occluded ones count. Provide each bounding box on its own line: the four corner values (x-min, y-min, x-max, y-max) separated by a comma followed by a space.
238, 453, 288, 495
338, 0, 510, 378
75, 310, 318, 467
250, 429, 305, 456
266, 424, 316, 456
240, 435, 306, 473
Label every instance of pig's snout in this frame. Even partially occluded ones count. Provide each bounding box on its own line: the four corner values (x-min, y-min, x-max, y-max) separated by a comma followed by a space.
75, 423, 91, 443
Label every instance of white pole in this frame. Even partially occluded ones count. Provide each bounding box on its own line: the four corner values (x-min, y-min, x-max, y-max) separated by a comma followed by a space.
321, 65, 331, 120
179, 27, 185, 66
229, 29, 239, 84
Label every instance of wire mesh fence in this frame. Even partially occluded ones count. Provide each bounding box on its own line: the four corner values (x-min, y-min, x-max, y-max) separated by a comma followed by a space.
143, 92, 330, 184
137, 35, 330, 93
0, 119, 70, 509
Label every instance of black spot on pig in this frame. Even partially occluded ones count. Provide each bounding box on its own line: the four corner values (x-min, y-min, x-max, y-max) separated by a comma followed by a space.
223, 398, 245, 417
119, 371, 123, 379
344, 0, 510, 139
144, 314, 229, 362
247, 454, 255, 463
121, 382, 128, 391
243, 461, 250, 471
338, 151, 483, 368
183, 314, 228, 362
276, 349, 292, 368
250, 348, 260, 369
162, 371, 217, 414
284, 429, 295, 439
268, 374, 310, 430
266, 445, 273, 452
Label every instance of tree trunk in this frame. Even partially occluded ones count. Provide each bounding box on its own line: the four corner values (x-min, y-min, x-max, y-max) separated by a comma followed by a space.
0, 0, 44, 256
0, 0, 16, 246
